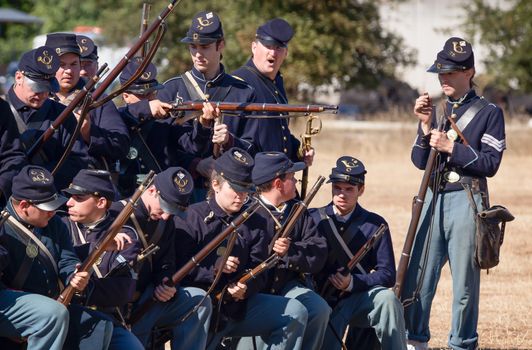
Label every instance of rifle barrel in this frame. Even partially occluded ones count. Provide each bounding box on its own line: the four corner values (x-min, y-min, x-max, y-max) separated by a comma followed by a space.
169, 102, 338, 113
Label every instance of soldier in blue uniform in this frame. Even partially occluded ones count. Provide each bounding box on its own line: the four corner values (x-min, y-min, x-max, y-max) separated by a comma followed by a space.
110, 167, 212, 350
0, 165, 90, 349
0, 98, 27, 207
180, 147, 308, 350
232, 19, 315, 165
76, 35, 99, 79
117, 58, 205, 197
6, 46, 90, 190
61, 169, 144, 350
310, 156, 406, 350
402, 37, 506, 350
245, 151, 330, 350
158, 11, 257, 201
45, 32, 130, 172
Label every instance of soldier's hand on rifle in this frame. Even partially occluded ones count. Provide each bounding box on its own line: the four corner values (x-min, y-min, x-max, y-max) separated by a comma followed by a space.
273, 237, 291, 257
212, 121, 230, 145
149, 99, 172, 119
74, 110, 91, 144
303, 147, 315, 167
105, 232, 132, 251
429, 129, 454, 154
215, 256, 240, 274
328, 268, 352, 291
70, 264, 90, 292
414, 92, 432, 135
227, 282, 247, 301
153, 277, 176, 302
198, 102, 220, 128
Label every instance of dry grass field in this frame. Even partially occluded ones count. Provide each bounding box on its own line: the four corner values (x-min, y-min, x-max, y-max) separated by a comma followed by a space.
293, 117, 532, 349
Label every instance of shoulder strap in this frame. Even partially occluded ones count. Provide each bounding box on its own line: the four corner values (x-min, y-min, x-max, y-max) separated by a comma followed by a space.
183, 71, 207, 101
456, 97, 490, 132
241, 66, 287, 104
6, 216, 64, 290
319, 207, 369, 274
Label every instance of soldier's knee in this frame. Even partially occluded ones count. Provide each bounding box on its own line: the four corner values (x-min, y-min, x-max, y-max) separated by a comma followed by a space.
285, 298, 309, 325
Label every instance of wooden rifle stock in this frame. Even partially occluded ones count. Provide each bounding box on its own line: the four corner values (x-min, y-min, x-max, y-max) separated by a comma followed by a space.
320, 224, 388, 301
26, 0, 182, 158
57, 171, 155, 306
128, 200, 260, 325
393, 105, 444, 299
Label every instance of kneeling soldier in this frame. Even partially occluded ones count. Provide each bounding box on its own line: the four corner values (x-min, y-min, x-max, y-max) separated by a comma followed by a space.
244, 151, 330, 350
62, 169, 144, 349
311, 157, 406, 350
0, 165, 89, 349
112, 167, 212, 350
180, 148, 307, 350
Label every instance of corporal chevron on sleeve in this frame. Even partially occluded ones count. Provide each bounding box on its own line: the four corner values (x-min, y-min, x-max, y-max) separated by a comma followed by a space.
481, 133, 506, 152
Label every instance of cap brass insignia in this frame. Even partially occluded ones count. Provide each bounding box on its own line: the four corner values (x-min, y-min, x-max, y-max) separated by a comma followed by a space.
341, 159, 358, 172
174, 171, 189, 191
141, 71, 152, 80
452, 41, 466, 54
30, 169, 50, 183
196, 15, 213, 29
37, 50, 53, 69
80, 38, 89, 53
233, 150, 247, 163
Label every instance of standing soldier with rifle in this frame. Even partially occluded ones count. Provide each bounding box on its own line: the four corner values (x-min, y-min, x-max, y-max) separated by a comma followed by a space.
232, 19, 315, 167
61, 169, 144, 349
0, 165, 89, 349
110, 167, 212, 350
178, 148, 308, 350
158, 10, 257, 202
239, 152, 329, 350
311, 156, 406, 350
400, 37, 506, 350
117, 58, 205, 198
45, 33, 130, 174
5, 46, 89, 190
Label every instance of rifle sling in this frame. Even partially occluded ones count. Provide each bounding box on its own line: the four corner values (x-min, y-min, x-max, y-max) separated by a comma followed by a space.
318, 207, 369, 274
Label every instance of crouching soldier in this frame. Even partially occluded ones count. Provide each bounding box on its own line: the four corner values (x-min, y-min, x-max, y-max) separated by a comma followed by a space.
0, 165, 89, 349
180, 148, 308, 350
112, 167, 212, 350
61, 169, 144, 349
243, 151, 330, 350
311, 156, 406, 350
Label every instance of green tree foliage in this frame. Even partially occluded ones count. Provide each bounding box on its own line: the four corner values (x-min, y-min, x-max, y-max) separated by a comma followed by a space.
1, 0, 416, 98
101, 0, 416, 98
464, 0, 532, 92
0, 0, 41, 63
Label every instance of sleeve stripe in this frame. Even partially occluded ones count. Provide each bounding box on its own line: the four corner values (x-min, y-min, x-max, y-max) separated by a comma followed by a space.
481, 133, 506, 152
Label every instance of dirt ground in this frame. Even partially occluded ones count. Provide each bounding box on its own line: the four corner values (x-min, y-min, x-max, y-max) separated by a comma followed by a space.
294, 117, 532, 349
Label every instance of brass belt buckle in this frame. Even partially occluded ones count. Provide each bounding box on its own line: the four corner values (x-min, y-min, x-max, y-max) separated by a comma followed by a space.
443, 171, 460, 183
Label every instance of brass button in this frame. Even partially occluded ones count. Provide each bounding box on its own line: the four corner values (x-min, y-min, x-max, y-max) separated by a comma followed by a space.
283, 148, 287, 153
